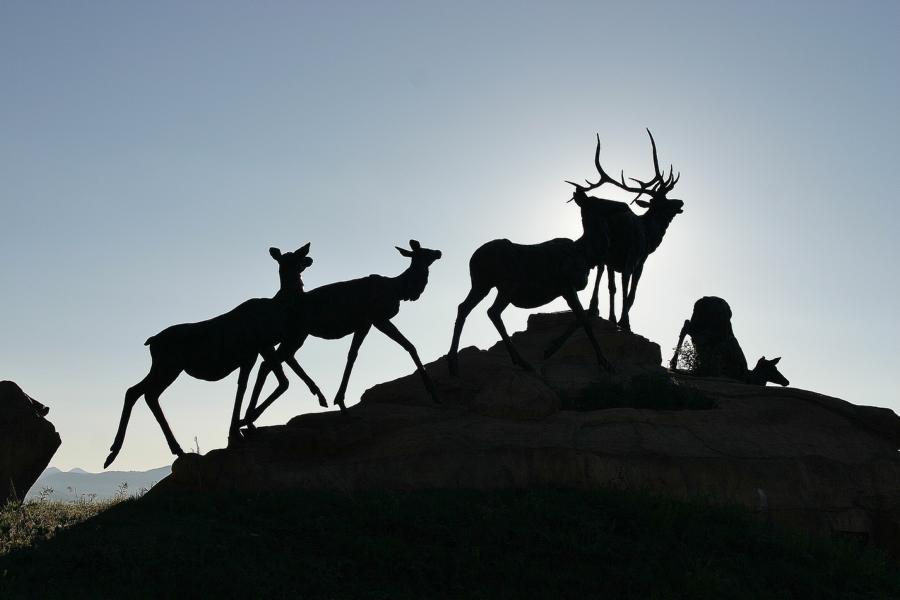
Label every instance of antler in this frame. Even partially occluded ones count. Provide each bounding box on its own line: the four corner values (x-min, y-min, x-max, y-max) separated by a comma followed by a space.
567, 130, 679, 202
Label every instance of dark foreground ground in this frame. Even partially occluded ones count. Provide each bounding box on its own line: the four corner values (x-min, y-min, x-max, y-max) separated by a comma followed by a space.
1, 487, 898, 599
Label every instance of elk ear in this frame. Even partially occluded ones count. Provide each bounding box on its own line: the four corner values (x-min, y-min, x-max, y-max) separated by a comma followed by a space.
296, 242, 310, 256
635, 200, 651, 208
771, 357, 781, 365
269, 247, 282, 260
409, 240, 421, 250
396, 246, 414, 257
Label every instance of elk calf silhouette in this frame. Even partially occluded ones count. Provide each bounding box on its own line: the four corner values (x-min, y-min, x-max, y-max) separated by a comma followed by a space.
103, 245, 321, 468
243, 240, 442, 425
669, 296, 789, 386
446, 207, 613, 376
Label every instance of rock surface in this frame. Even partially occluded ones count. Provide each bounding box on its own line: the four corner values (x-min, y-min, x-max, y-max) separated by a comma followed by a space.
0, 381, 61, 503
155, 312, 900, 555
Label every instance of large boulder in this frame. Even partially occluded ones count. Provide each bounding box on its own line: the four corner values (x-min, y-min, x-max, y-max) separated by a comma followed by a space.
0, 381, 61, 503
155, 313, 900, 555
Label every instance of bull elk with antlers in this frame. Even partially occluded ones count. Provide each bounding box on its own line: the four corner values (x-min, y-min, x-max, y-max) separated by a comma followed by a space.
544, 130, 684, 358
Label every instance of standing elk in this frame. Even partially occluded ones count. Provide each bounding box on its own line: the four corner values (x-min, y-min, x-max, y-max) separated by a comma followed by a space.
572, 131, 684, 328
543, 130, 684, 358
669, 296, 790, 386
242, 240, 442, 425
446, 197, 614, 376
103, 244, 323, 468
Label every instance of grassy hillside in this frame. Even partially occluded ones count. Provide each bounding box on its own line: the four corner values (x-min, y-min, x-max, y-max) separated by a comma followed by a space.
1, 487, 898, 599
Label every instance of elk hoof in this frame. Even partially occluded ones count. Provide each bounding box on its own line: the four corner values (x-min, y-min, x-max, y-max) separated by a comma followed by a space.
446, 355, 459, 377
317, 395, 328, 408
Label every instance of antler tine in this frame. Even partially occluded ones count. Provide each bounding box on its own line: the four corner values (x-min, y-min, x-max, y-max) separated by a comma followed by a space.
589, 133, 628, 190
646, 128, 663, 180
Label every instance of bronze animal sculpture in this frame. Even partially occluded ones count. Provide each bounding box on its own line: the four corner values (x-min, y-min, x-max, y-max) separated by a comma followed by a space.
104, 245, 320, 468
446, 197, 614, 376
669, 296, 789, 386
543, 131, 683, 358
570, 130, 683, 331
242, 240, 442, 425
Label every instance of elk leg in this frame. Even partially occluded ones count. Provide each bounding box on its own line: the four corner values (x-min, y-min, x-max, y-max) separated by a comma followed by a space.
333, 325, 371, 411
487, 293, 533, 371
375, 319, 438, 403
227, 359, 255, 444
285, 355, 327, 408
563, 288, 613, 372
243, 347, 291, 426
607, 265, 617, 322
620, 263, 643, 331
104, 363, 179, 469
588, 267, 603, 316
618, 271, 632, 331
448, 285, 490, 376
144, 390, 183, 458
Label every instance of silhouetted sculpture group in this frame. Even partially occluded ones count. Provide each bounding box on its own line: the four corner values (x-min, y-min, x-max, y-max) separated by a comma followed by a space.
669, 296, 789, 386
103, 130, 790, 467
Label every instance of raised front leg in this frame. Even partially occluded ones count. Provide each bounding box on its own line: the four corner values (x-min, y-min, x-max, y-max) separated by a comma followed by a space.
562, 288, 613, 372
487, 292, 533, 371
243, 346, 291, 427
334, 325, 371, 411
285, 355, 327, 408
375, 319, 438, 403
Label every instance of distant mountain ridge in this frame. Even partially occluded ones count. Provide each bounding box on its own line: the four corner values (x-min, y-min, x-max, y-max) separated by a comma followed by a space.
27, 465, 171, 500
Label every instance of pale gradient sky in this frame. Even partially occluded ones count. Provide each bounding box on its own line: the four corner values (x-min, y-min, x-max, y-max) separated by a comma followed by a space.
2, 1, 898, 470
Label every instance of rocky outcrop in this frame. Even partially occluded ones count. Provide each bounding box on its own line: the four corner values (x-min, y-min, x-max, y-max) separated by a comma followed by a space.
0, 381, 61, 503
155, 312, 900, 555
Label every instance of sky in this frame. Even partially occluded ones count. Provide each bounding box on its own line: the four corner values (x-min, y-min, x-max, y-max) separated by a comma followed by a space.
2, 1, 898, 471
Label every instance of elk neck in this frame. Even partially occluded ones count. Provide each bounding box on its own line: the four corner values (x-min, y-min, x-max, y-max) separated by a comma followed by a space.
640, 208, 679, 254
574, 233, 603, 266
274, 270, 305, 302
744, 366, 766, 385
393, 261, 430, 301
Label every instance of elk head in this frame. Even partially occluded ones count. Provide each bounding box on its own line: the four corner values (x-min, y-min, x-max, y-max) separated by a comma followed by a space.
396, 239, 442, 266
270, 243, 313, 290
749, 356, 790, 387
567, 129, 683, 216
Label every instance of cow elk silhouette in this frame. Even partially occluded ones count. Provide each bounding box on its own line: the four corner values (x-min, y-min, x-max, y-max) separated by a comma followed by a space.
669, 296, 790, 386
446, 202, 614, 376
103, 244, 319, 468
242, 240, 442, 426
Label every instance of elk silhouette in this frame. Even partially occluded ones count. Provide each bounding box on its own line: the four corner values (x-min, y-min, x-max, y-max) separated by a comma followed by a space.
446, 199, 614, 376
103, 245, 321, 468
669, 296, 790, 386
542, 131, 683, 359
566, 131, 683, 329
242, 240, 442, 425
